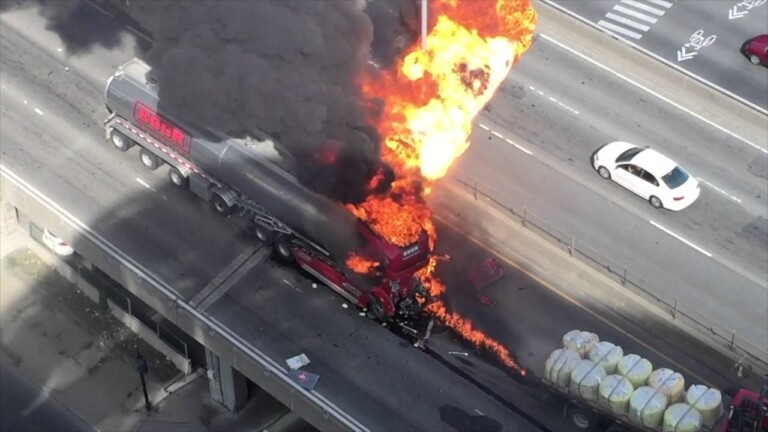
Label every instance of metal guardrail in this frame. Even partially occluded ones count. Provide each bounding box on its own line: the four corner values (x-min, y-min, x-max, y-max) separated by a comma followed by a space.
455, 176, 768, 374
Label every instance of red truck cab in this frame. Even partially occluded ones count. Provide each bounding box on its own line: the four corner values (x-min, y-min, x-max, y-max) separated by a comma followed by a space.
292, 221, 431, 322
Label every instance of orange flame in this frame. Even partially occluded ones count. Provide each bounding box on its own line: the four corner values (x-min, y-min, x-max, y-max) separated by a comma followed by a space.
351, 0, 536, 371
347, 253, 380, 274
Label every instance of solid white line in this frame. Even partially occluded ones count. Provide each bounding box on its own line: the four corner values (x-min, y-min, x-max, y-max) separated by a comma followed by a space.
491, 130, 504, 139
650, 221, 713, 257
34, 108, 44, 115
605, 13, 651, 31
136, 177, 151, 189
646, 0, 673, 8
539, 34, 768, 155
614, 5, 658, 23
598, 20, 642, 39
621, 0, 665, 15
548, 97, 558, 102
478, 123, 490, 131
505, 138, 533, 155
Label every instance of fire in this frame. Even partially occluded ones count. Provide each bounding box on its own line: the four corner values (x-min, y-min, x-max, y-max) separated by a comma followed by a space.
351, 0, 536, 371
347, 253, 380, 275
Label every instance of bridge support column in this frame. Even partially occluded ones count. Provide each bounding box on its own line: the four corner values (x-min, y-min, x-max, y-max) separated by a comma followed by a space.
205, 348, 247, 412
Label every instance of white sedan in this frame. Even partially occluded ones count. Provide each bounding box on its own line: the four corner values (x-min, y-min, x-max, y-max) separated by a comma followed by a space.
591, 141, 700, 211
42, 228, 74, 257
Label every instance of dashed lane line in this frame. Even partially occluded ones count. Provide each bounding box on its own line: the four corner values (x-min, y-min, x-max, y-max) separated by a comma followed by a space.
698, 178, 742, 204
477, 123, 533, 155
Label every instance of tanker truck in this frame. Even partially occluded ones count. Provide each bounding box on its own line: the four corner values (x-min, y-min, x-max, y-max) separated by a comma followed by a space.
541, 330, 767, 432
103, 58, 431, 322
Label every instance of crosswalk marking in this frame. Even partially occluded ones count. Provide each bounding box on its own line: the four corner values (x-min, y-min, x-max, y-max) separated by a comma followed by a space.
598, 0, 674, 41
620, 0, 665, 15
598, 20, 643, 39
613, 5, 658, 23
605, 12, 651, 31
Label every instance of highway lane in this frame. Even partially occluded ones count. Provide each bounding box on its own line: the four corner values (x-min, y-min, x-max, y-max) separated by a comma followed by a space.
0, 10, 551, 431
546, 0, 768, 112
457, 32, 768, 355
10, 0, 765, 360
2, 4, 762, 431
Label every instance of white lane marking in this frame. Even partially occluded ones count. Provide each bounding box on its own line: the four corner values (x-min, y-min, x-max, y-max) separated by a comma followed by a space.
23, 100, 28, 104
646, 0, 673, 7
598, 20, 643, 39
477, 124, 533, 155
605, 12, 651, 31
614, 5, 658, 23
539, 34, 768, 155
528, 85, 580, 115
57, 47, 63, 52
650, 221, 713, 257
505, 138, 533, 155
698, 177, 742, 203
86, 0, 113, 18
34, 108, 44, 115
474, 409, 485, 416
136, 177, 157, 192
621, 0, 665, 15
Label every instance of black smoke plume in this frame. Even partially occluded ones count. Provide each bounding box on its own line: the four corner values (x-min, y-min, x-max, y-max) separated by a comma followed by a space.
3, 0, 413, 204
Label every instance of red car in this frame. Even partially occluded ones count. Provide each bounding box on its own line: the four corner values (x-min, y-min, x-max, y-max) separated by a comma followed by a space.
740, 34, 768, 66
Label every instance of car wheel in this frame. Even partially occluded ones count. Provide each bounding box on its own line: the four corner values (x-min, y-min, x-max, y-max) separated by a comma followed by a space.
649, 195, 663, 209
167, 167, 189, 189
750, 54, 762, 65
110, 130, 134, 152
598, 166, 611, 180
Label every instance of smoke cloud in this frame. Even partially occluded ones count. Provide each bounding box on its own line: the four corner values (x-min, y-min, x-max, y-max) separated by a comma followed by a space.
4, 0, 411, 204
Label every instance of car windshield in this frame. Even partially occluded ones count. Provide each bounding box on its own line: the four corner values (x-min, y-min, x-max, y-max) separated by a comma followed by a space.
662, 166, 690, 189
616, 147, 645, 163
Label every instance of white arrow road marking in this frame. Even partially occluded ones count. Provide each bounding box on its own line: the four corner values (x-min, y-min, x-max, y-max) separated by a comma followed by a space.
729, 5, 748, 19
677, 46, 697, 61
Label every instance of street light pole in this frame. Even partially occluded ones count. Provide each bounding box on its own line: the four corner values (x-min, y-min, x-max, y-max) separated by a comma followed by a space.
135, 347, 152, 413
421, 0, 428, 51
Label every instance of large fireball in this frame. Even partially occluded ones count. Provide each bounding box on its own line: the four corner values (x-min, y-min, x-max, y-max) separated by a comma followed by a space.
351, 0, 537, 372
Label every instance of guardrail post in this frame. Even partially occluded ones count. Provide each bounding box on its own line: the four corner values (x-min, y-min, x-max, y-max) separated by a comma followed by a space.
672, 299, 677, 319
730, 331, 736, 350
522, 206, 527, 227
473, 179, 478, 201
569, 237, 574, 257
156, 321, 161, 337
127, 296, 132, 316
621, 266, 627, 286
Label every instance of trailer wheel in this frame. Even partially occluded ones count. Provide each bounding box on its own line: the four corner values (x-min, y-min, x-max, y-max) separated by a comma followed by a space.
567, 407, 597, 431
254, 225, 274, 245
274, 234, 295, 263
167, 167, 189, 189
110, 130, 134, 152
139, 148, 162, 171
210, 193, 235, 217
366, 296, 385, 321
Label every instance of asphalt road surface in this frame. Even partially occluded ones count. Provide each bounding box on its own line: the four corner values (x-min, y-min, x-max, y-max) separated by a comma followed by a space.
0, 2, 766, 430
0, 361, 94, 432
547, 0, 768, 112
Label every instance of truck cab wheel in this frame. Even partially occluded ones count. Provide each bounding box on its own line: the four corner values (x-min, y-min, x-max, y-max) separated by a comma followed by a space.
254, 225, 274, 245
168, 167, 189, 189
210, 193, 235, 217
274, 234, 295, 262
366, 296, 385, 321
110, 130, 134, 152
139, 148, 162, 171
567, 407, 597, 431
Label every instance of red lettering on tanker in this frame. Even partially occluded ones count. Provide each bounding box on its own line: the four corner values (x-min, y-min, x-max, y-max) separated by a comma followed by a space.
133, 102, 191, 155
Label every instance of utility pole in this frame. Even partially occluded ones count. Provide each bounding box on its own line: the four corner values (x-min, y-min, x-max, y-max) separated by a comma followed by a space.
135, 346, 152, 413
421, 0, 428, 51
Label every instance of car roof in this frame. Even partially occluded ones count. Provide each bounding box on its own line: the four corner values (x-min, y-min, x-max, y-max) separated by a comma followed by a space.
752, 34, 768, 44
632, 148, 677, 177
